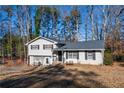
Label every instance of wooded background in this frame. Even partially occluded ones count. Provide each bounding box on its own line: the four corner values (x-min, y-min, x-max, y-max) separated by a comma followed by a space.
0, 5, 124, 64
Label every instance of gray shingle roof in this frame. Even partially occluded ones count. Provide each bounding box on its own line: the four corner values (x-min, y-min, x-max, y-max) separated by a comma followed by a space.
55, 40, 104, 50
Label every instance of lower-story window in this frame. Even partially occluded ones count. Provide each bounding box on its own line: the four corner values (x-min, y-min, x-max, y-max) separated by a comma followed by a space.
85, 51, 96, 60
67, 52, 79, 59
33, 56, 44, 63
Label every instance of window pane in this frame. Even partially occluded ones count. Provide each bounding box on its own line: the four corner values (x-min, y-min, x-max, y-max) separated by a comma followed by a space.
43, 44, 53, 50
87, 52, 94, 60
31, 45, 39, 50
68, 52, 78, 59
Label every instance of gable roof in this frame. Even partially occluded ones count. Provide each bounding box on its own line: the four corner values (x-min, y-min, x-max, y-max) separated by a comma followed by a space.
26, 36, 104, 50
25, 36, 57, 45
54, 40, 104, 50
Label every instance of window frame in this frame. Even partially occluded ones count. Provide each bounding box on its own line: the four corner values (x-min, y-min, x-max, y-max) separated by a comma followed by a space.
86, 51, 96, 60
31, 45, 39, 50
43, 44, 53, 50
67, 51, 79, 59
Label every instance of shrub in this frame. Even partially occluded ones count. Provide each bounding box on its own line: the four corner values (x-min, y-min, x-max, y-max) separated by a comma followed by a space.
104, 50, 113, 65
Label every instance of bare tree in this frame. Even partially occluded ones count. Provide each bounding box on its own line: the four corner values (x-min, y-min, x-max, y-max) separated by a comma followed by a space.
3, 6, 13, 61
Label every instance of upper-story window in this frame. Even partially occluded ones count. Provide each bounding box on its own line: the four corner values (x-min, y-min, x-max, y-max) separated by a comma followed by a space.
43, 44, 53, 50
31, 45, 39, 50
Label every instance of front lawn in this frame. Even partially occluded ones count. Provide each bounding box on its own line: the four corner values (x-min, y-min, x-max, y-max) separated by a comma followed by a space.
0, 63, 124, 88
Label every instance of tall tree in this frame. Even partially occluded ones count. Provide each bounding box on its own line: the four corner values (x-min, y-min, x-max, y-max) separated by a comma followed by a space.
2, 6, 13, 61
64, 15, 72, 41
51, 6, 59, 39
34, 6, 44, 37
71, 6, 81, 41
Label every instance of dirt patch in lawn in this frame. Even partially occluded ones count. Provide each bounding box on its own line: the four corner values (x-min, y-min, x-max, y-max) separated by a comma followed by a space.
0, 63, 124, 88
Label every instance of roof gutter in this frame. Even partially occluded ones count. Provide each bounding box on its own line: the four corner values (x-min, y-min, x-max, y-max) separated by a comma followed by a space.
53, 48, 105, 51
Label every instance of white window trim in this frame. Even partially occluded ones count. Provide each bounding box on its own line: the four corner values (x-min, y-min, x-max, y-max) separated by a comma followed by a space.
31, 45, 39, 50
43, 44, 53, 50
87, 52, 95, 60
68, 52, 78, 59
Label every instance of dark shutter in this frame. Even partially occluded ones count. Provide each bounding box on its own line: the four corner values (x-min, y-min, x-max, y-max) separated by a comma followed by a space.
51, 45, 53, 49
37, 45, 39, 50
31, 45, 32, 49
66, 52, 68, 59
77, 52, 79, 59
85, 51, 87, 60
93, 52, 96, 60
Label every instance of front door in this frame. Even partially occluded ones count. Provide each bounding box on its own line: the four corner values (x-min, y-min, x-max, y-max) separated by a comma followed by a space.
46, 58, 49, 64
58, 51, 62, 61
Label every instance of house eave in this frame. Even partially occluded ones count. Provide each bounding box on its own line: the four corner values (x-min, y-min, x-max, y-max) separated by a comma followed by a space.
53, 48, 105, 51
25, 36, 58, 46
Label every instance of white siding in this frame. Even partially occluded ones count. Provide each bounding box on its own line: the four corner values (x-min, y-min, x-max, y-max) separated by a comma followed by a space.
28, 38, 57, 56
79, 52, 103, 65
64, 51, 103, 65
27, 38, 57, 65
29, 56, 53, 66
29, 56, 34, 65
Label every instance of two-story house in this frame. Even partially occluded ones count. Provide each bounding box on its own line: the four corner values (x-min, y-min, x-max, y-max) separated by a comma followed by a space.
26, 36, 105, 65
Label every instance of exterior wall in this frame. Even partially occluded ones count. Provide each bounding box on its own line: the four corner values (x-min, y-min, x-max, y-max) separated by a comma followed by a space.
28, 38, 57, 56
79, 51, 103, 65
29, 56, 34, 65
27, 38, 57, 65
29, 56, 53, 66
63, 51, 103, 65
